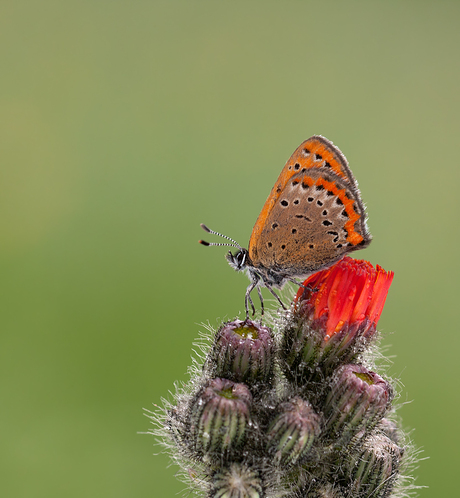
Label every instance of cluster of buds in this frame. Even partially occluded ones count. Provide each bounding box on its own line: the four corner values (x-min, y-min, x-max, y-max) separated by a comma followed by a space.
151, 257, 414, 497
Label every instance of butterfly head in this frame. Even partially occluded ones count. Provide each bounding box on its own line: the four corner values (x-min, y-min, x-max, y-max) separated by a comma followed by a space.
226, 248, 250, 272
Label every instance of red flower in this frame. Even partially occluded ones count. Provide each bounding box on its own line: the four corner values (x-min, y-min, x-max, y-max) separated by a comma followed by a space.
295, 257, 394, 340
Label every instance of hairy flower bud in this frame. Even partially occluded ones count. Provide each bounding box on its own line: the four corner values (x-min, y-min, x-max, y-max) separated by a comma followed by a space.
281, 257, 394, 381
208, 320, 275, 386
345, 434, 403, 498
188, 378, 253, 457
306, 483, 345, 498
266, 397, 321, 466
324, 365, 392, 444
210, 463, 263, 498
378, 418, 401, 445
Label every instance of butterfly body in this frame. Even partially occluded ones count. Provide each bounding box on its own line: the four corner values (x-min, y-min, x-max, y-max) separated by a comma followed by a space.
200, 136, 372, 317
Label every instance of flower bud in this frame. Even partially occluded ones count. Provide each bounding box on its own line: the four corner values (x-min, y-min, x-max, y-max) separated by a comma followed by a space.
208, 320, 275, 386
378, 418, 401, 445
188, 378, 252, 456
306, 483, 345, 498
324, 365, 392, 444
281, 257, 394, 381
210, 463, 263, 498
345, 434, 403, 498
266, 397, 321, 465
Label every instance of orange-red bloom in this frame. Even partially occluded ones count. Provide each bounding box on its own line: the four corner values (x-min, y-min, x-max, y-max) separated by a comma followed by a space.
295, 257, 394, 340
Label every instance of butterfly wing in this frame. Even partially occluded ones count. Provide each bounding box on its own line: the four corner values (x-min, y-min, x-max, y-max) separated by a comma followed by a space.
248, 137, 371, 275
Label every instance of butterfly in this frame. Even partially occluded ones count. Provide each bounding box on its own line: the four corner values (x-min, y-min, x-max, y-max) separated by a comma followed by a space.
199, 136, 372, 318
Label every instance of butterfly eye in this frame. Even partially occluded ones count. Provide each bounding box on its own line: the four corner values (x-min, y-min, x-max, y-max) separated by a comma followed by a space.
236, 251, 246, 267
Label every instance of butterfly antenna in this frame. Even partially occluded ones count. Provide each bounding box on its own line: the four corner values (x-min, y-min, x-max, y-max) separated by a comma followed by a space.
199, 223, 242, 249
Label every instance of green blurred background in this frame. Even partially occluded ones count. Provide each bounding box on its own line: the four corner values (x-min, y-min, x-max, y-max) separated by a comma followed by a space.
1, 1, 458, 496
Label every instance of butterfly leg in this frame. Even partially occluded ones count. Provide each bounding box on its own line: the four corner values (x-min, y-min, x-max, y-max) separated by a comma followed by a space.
288, 277, 307, 288
247, 293, 256, 317
245, 282, 257, 319
265, 284, 286, 310
256, 285, 264, 316
288, 277, 318, 300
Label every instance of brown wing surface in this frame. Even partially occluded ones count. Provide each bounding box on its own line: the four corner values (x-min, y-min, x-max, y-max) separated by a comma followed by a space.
248, 136, 363, 263
250, 168, 371, 275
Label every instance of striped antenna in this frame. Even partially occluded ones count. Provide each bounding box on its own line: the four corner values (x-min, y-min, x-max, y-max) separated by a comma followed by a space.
199, 224, 242, 249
